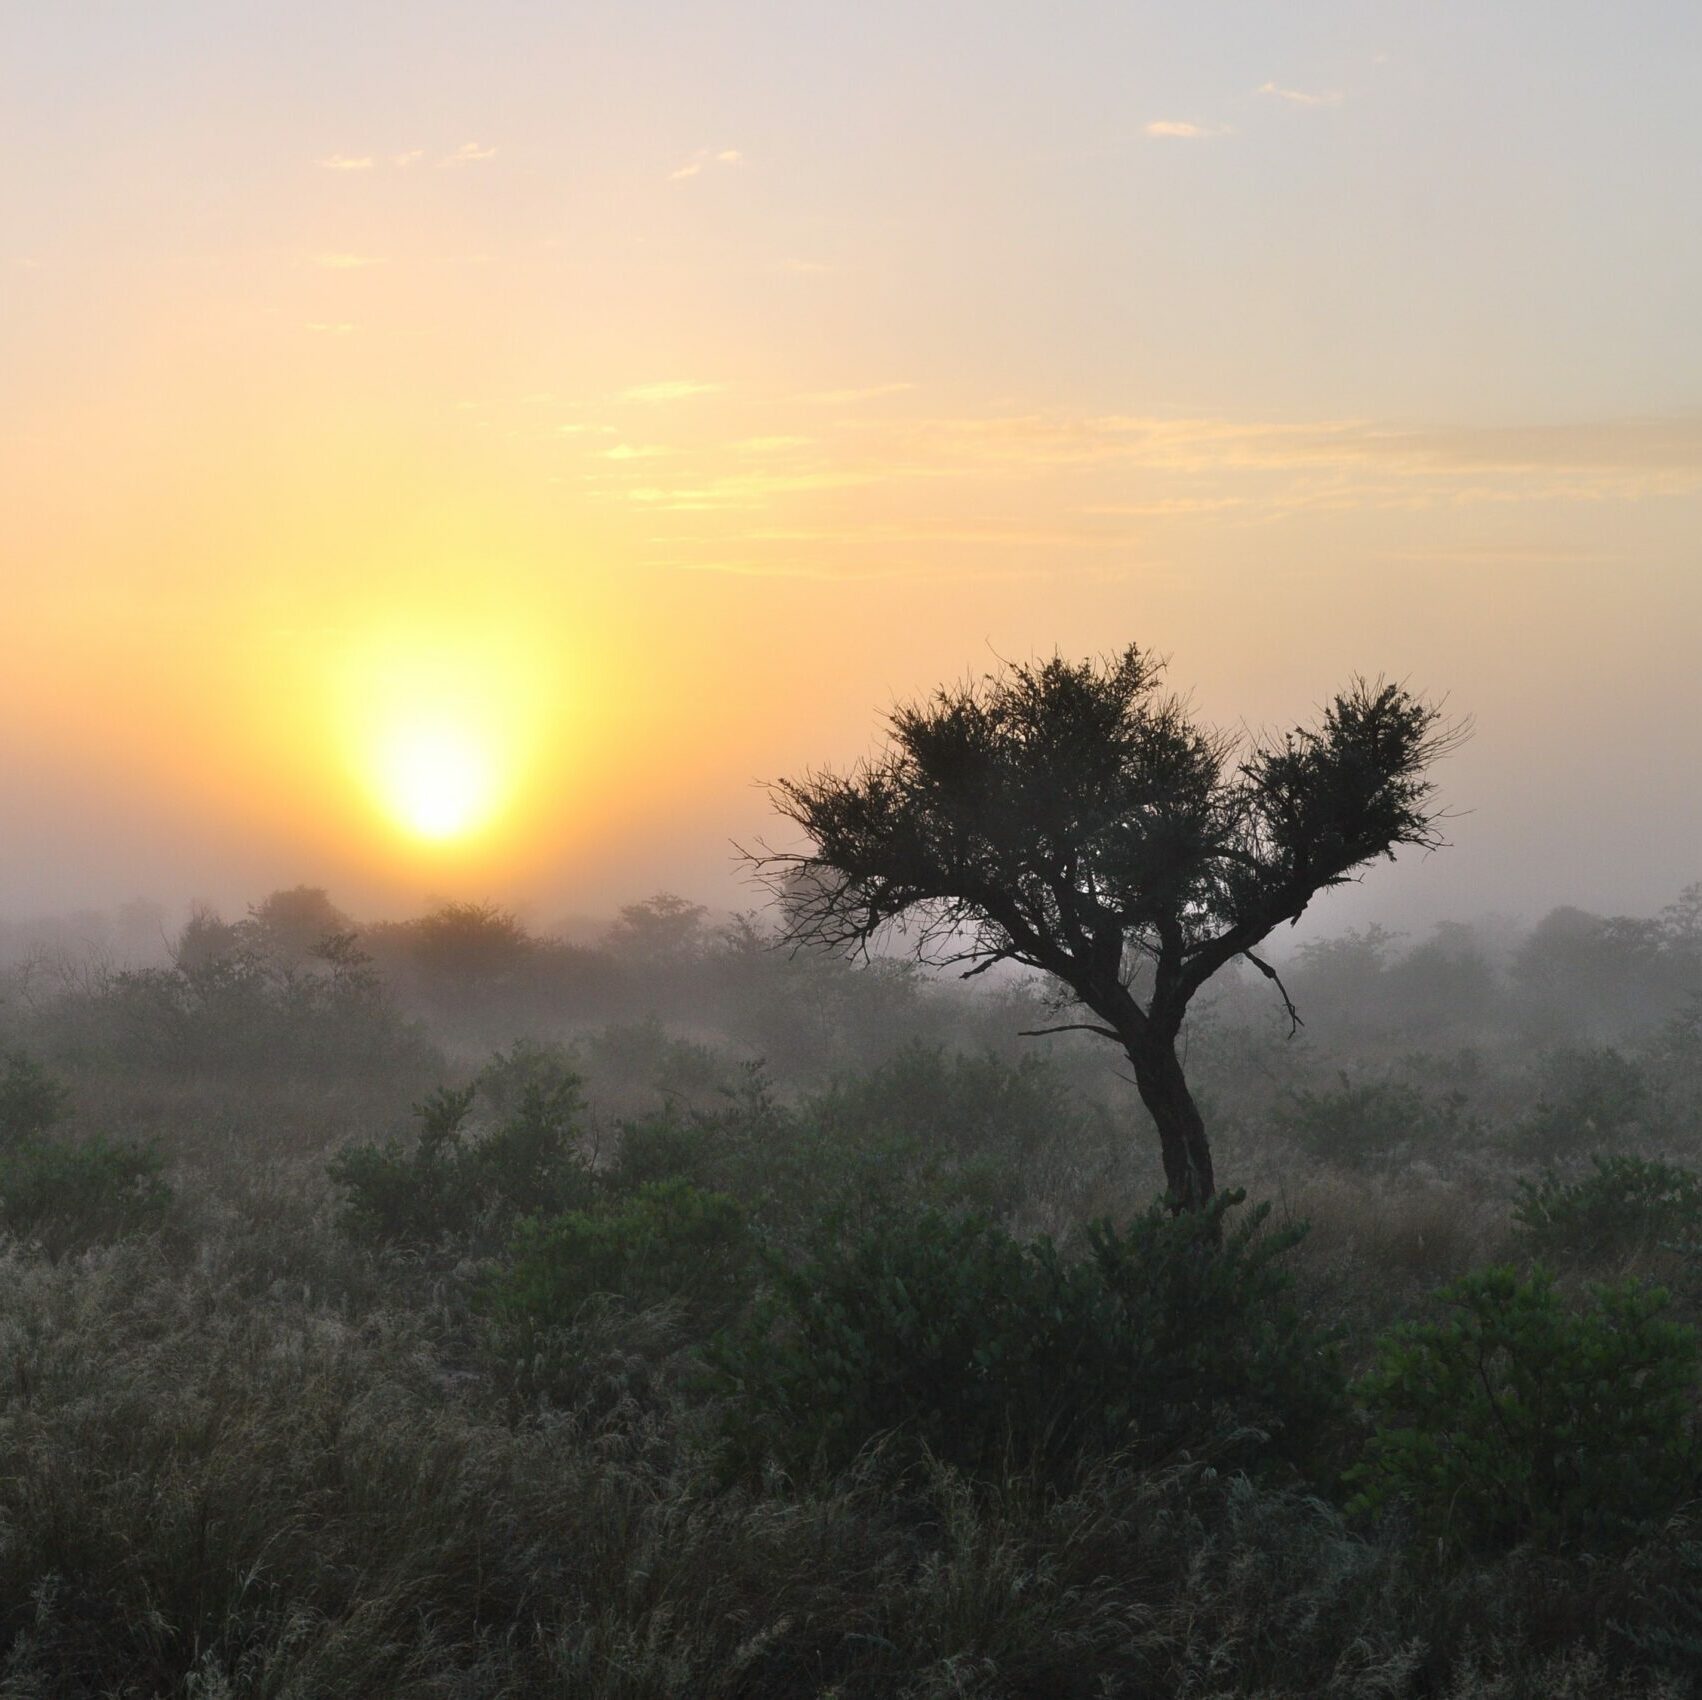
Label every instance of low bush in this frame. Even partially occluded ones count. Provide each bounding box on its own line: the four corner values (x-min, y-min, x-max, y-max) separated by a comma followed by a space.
0, 1056, 170, 1256
1271, 1072, 1477, 1172
329, 1048, 592, 1249
1508, 1045, 1650, 1159
0, 1050, 71, 1143
1349, 1264, 1702, 1553
713, 1190, 1343, 1482
0, 1135, 171, 1257
489, 1179, 755, 1338
1513, 1153, 1702, 1266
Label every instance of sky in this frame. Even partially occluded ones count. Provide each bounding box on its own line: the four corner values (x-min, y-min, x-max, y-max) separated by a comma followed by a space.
3, 0, 1700, 936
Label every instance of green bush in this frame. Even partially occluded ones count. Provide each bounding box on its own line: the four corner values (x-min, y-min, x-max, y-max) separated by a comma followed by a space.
712, 1191, 1342, 1481
1513, 1153, 1702, 1265
0, 1135, 171, 1256
490, 1180, 754, 1337
1349, 1264, 1702, 1553
329, 1052, 591, 1248
1271, 1072, 1477, 1171
1510, 1045, 1649, 1160
605, 1109, 727, 1195
0, 1052, 70, 1144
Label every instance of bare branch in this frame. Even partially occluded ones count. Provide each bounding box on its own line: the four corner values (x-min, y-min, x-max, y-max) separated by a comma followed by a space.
1017, 1022, 1124, 1042
1242, 948, 1304, 1038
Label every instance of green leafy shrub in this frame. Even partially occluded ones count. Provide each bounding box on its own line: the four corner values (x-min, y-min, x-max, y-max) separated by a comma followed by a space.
0, 1135, 171, 1256
0, 1052, 70, 1144
1272, 1072, 1477, 1171
329, 1052, 591, 1248
1513, 1153, 1702, 1265
1509, 1045, 1649, 1160
606, 1109, 727, 1194
712, 1190, 1342, 1481
490, 1180, 754, 1337
1349, 1265, 1702, 1552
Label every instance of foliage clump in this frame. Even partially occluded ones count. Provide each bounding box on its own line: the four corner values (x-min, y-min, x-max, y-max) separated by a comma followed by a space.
0, 1053, 169, 1256
490, 1179, 754, 1338
1272, 1071, 1479, 1172
1513, 1153, 1702, 1266
713, 1191, 1343, 1481
1349, 1264, 1702, 1553
329, 1044, 591, 1248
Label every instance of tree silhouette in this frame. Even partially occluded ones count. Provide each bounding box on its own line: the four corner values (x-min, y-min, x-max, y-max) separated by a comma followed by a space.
753, 646, 1462, 1210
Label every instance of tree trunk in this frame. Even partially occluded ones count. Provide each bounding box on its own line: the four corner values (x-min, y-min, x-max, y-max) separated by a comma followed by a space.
1127, 1033, 1216, 1213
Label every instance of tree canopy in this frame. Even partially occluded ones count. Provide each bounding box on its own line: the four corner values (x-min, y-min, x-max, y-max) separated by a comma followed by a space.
755, 645, 1462, 1209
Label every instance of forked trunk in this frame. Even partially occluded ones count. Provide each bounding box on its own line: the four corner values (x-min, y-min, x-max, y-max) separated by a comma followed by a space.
1127, 1032, 1215, 1214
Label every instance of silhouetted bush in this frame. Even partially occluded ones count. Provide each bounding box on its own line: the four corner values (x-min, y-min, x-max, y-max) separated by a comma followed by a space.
1349, 1265, 1702, 1553
713, 1191, 1342, 1481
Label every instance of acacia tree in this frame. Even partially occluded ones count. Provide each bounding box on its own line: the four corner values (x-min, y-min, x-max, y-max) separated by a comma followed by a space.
753, 646, 1461, 1211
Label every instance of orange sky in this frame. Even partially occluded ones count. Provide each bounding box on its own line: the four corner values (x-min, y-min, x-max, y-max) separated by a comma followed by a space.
4, 3, 1701, 929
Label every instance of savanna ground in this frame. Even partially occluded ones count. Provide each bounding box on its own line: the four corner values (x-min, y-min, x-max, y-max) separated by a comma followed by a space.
3, 887, 1702, 1697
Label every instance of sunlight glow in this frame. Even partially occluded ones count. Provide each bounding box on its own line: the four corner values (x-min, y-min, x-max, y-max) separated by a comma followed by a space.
329, 624, 558, 853
377, 719, 497, 840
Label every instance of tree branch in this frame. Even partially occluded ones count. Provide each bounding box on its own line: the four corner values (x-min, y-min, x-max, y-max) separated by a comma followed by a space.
1018, 1022, 1124, 1043
1242, 948, 1304, 1038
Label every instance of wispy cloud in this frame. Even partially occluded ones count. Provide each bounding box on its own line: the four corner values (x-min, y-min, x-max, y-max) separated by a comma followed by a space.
305, 321, 356, 334
392, 149, 426, 167
669, 147, 743, 181
619, 380, 724, 403
1144, 120, 1231, 139
1258, 81, 1344, 107
312, 253, 386, 269
603, 443, 669, 460
442, 141, 498, 164
316, 153, 374, 171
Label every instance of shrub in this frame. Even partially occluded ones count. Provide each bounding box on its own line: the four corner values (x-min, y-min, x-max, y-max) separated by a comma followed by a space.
329, 1054, 591, 1249
1513, 1153, 1702, 1265
490, 1180, 754, 1340
1271, 1072, 1477, 1172
0, 1052, 70, 1145
712, 1190, 1342, 1481
1349, 1265, 1702, 1553
1510, 1045, 1649, 1160
0, 1135, 171, 1256
605, 1109, 727, 1195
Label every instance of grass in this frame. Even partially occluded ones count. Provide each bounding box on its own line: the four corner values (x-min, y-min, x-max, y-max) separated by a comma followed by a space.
0, 1025, 1699, 1697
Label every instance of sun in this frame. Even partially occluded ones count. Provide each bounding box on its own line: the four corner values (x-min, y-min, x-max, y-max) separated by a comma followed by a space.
376, 719, 498, 841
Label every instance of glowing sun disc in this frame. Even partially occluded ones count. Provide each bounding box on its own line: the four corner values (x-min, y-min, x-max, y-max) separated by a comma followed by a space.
378, 722, 496, 841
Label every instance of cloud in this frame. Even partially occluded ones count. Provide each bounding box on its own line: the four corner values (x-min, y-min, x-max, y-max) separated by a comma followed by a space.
312, 253, 386, 269
1258, 81, 1344, 107
392, 149, 426, 167
1144, 120, 1230, 139
618, 380, 724, 403
316, 153, 374, 171
305, 321, 356, 334
603, 443, 668, 460
669, 147, 743, 180
443, 141, 497, 164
